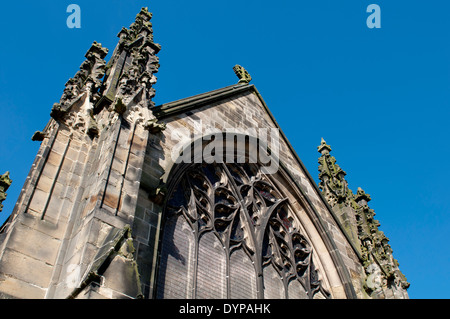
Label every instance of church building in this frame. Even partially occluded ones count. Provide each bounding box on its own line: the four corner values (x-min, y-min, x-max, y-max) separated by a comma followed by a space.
0, 8, 409, 299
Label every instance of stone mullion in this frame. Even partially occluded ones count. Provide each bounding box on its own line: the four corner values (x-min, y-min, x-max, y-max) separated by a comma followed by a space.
221, 163, 264, 299
183, 178, 200, 299
214, 166, 234, 300
279, 222, 296, 299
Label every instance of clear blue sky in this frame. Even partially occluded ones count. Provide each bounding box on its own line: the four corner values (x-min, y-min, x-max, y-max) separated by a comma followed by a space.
0, 0, 449, 299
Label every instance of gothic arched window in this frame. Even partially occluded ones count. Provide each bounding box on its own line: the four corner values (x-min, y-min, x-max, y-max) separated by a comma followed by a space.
155, 161, 330, 299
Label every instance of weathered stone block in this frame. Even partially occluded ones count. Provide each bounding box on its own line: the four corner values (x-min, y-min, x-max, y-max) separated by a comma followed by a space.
41, 163, 58, 179
111, 158, 125, 175
130, 134, 147, 157
101, 254, 142, 299
47, 150, 63, 167
113, 146, 129, 163
131, 218, 150, 242
6, 224, 60, 265
61, 157, 74, 172
125, 166, 142, 182
18, 212, 66, 239
102, 185, 120, 211
0, 275, 46, 299
66, 147, 80, 162
52, 140, 68, 156
28, 188, 49, 215
118, 194, 138, 220
35, 174, 54, 194
0, 249, 53, 288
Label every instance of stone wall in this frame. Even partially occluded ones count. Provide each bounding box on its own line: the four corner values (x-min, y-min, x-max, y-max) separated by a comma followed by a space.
135, 86, 367, 299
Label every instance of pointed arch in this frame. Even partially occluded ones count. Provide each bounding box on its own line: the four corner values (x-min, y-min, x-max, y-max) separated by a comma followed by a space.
154, 133, 355, 299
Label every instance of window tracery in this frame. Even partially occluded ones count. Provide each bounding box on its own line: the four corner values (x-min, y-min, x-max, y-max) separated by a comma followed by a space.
156, 161, 330, 299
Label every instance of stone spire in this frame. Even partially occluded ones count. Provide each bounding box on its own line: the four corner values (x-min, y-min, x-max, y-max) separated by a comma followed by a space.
317, 138, 361, 259
0, 7, 165, 299
50, 41, 109, 138
318, 139, 409, 298
100, 7, 161, 125
353, 187, 410, 298
38, 7, 161, 141
317, 138, 352, 207
0, 172, 12, 212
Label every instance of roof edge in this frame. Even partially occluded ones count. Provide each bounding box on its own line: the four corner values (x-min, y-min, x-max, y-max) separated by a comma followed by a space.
152, 83, 363, 262
151, 83, 253, 118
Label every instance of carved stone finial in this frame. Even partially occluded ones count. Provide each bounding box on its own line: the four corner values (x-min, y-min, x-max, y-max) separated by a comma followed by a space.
137, 7, 152, 21
86, 41, 109, 61
317, 138, 332, 155
0, 172, 12, 212
58, 42, 109, 111
144, 119, 166, 134
353, 190, 410, 295
107, 7, 161, 115
355, 187, 371, 203
84, 41, 109, 90
233, 65, 252, 84
317, 139, 409, 297
49, 42, 109, 137
317, 139, 349, 207
123, 7, 157, 44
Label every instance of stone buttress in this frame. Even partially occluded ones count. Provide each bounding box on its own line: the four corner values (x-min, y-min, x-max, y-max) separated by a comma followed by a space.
0, 7, 161, 299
